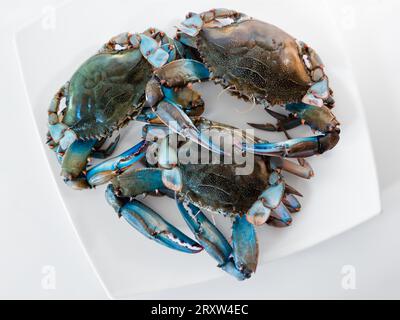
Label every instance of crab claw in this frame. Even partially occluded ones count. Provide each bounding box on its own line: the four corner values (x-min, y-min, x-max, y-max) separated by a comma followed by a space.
176, 200, 231, 261
154, 100, 228, 156
285, 102, 340, 135
105, 185, 203, 254
242, 131, 339, 158
232, 215, 259, 275
86, 140, 147, 186
268, 203, 293, 227
176, 199, 255, 280
154, 59, 210, 87
61, 139, 97, 181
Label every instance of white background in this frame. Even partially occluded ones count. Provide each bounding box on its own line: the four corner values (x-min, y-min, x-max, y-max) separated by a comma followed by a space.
0, 0, 399, 299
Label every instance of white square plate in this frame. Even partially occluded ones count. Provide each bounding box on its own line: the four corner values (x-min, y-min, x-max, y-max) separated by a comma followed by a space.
15, 0, 380, 298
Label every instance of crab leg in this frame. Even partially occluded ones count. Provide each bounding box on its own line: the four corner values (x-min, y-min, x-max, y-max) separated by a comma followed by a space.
178, 9, 246, 37
242, 131, 340, 158
285, 184, 303, 198
50, 133, 122, 189
251, 102, 339, 138
59, 139, 97, 189
247, 171, 297, 227
86, 125, 181, 188
105, 185, 202, 254
155, 100, 227, 155
111, 166, 183, 198
47, 84, 111, 190
245, 101, 340, 158
248, 108, 302, 132
282, 194, 301, 213
249, 110, 317, 177
270, 157, 314, 179
47, 128, 100, 190
145, 59, 227, 155
176, 199, 258, 280
90, 135, 121, 159
268, 202, 293, 228
284, 102, 340, 134
232, 215, 259, 276
136, 107, 160, 123
86, 140, 147, 187
162, 86, 205, 117
99, 30, 172, 69
46, 132, 64, 163
47, 85, 66, 127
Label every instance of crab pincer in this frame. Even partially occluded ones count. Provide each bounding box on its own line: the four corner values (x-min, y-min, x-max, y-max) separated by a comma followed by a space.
106, 185, 203, 254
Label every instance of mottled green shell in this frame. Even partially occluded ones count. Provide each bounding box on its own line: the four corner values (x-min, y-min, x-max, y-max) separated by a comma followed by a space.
179, 156, 269, 216
63, 49, 153, 139
197, 19, 312, 105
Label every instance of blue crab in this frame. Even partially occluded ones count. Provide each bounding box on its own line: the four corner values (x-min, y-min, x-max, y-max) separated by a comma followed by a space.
46, 28, 222, 189
85, 118, 314, 280
144, 8, 340, 159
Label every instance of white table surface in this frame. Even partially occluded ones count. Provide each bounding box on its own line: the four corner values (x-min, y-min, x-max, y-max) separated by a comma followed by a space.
0, 0, 399, 299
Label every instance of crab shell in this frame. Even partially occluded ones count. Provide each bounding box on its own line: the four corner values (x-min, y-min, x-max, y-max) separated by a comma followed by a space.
62, 48, 153, 140
178, 156, 270, 217
195, 17, 325, 105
